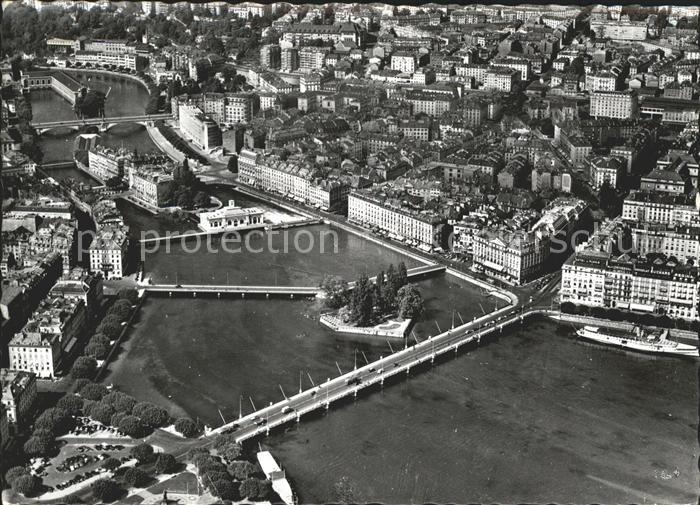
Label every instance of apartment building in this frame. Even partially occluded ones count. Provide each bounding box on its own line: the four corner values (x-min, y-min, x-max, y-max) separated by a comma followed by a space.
348, 191, 445, 250
585, 71, 618, 92
238, 149, 349, 211
8, 295, 86, 379
484, 67, 518, 92
589, 155, 624, 189
391, 51, 417, 74
87, 146, 130, 182
299, 46, 331, 72
473, 199, 588, 284
631, 224, 700, 263
178, 103, 222, 151
260, 44, 281, 69
1, 370, 37, 427
622, 191, 699, 226
490, 57, 530, 80
590, 90, 638, 119
560, 251, 698, 321
640, 169, 686, 195
405, 90, 454, 117
81, 39, 135, 54
281, 47, 299, 72
127, 166, 174, 208
89, 224, 128, 279
74, 50, 137, 71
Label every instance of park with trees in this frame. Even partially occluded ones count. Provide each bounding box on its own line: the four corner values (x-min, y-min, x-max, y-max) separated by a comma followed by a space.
320, 262, 425, 329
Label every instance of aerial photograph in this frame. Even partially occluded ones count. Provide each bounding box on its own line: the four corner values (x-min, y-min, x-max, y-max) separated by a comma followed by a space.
0, 0, 698, 503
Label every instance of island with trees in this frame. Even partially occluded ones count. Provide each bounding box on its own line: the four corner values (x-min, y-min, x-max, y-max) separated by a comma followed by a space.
319, 262, 424, 338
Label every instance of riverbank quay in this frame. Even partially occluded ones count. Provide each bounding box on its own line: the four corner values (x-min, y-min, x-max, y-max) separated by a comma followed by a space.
94, 294, 146, 381
49, 66, 151, 94
145, 124, 185, 163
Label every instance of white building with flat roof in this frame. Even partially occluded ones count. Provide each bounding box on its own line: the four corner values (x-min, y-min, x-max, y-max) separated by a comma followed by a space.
198, 200, 265, 233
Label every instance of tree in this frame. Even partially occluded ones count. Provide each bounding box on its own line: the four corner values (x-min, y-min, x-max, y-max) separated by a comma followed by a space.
217, 442, 242, 462
90, 334, 111, 348
108, 301, 131, 321
239, 478, 260, 499
320, 275, 350, 309
5, 466, 28, 486
177, 190, 194, 209
123, 467, 150, 488
155, 453, 178, 474
194, 191, 210, 208
396, 262, 408, 289
139, 406, 170, 428
110, 412, 127, 428
85, 340, 111, 360
118, 288, 139, 304
212, 479, 239, 500
227, 154, 238, 173
130, 443, 155, 464
15, 98, 33, 123
12, 474, 41, 497
35, 407, 72, 435
79, 382, 108, 401
384, 264, 397, 309
90, 404, 115, 425
73, 378, 92, 393
102, 457, 121, 471
118, 415, 149, 438
103, 391, 136, 414
72, 356, 97, 379
174, 417, 200, 437
23, 435, 54, 457
228, 460, 257, 480
397, 284, 424, 320
349, 273, 373, 326
96, 319, 121, 340
92, 478, 122, 503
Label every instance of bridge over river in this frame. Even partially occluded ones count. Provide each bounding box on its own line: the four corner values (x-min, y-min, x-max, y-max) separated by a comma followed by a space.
32, 113, 173, 134
211, 302, 552, 444
142, 264, 446, 298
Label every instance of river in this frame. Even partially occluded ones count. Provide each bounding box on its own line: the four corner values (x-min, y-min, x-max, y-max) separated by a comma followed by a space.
33, 71, 698, 504
31, 71, 157, 166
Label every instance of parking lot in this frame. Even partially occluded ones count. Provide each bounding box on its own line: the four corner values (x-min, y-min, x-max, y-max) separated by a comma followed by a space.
38, 441, 136, 493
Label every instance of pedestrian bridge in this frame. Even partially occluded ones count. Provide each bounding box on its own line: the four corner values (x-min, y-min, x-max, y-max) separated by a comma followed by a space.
142, 265, 446, 299
143, 284, 321, 298
32, 113, 173, 134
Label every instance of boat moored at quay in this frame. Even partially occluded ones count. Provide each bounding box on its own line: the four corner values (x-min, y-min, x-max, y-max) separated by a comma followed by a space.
576, 325, 698, 358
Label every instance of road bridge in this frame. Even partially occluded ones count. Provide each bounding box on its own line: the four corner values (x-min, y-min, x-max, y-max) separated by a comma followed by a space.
32, 113, 173, 134
211, 304, 550, 443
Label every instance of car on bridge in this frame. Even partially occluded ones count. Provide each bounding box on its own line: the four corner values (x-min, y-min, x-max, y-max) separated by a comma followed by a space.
345, 377, 361, 386
222, 423, 239, 434
254, 416, 267, 426
281, 406, 295, 414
